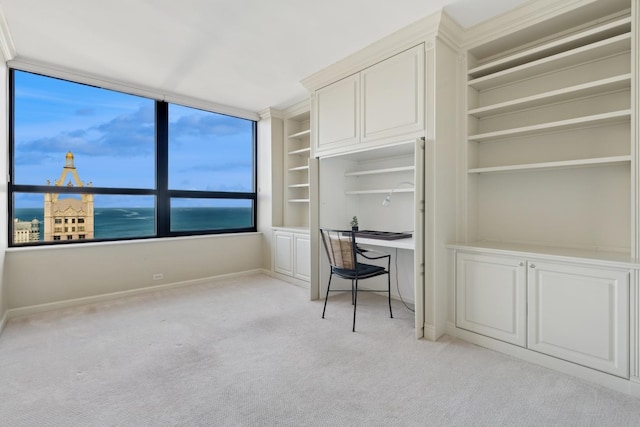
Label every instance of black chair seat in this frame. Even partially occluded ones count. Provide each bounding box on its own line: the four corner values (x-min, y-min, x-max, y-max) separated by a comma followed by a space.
333, 263, 386, 279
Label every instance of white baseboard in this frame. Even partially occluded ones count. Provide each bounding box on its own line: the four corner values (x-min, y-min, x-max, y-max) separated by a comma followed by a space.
449, 325, 638, 398
267, 270, 311, 289
7, 269, 265, 320
0, 309, 8, 335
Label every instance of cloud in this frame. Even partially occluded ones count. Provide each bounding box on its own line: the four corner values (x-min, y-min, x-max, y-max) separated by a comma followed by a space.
75, 108, 95, 116
169, 110, 252, 143
15, 103, 155, 165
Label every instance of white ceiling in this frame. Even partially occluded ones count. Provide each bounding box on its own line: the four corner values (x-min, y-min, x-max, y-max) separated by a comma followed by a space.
0, 0, 529, 114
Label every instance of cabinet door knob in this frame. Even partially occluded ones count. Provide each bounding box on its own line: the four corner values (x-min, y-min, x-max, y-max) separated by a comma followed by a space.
530, 264, 536, 268
519, 262, 524, 266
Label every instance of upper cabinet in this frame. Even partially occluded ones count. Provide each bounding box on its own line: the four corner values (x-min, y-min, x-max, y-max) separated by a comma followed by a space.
315, 74, 360, 152
313, 44, 425, 157
360, 45, 425, 143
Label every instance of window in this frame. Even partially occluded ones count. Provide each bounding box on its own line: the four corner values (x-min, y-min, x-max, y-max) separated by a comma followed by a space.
9, 70, 257, 246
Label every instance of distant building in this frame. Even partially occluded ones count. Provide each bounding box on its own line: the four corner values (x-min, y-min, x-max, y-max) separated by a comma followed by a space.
13, 218, 40, 243
43, 151, 94, 241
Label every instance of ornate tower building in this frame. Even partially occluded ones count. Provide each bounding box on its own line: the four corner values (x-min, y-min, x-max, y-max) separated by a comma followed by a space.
43, 152, 94, 241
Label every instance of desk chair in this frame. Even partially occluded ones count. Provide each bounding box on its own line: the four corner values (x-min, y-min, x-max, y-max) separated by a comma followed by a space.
319, 228, 393, 332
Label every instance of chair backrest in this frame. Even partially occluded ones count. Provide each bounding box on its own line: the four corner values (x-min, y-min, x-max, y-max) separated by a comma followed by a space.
319, 228, 357, 270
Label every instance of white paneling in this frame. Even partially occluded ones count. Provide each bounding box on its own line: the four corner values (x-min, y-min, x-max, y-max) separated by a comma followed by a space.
274, 231, 294, 276
527, 260, 629, 377
315, 74, 360, 151
456, 252, 527, 346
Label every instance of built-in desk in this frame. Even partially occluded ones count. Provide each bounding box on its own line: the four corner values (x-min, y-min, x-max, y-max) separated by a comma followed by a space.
356, 236, 414, 250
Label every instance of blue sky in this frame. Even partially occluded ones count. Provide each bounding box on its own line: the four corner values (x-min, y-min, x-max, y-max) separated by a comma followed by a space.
13, 71, 254, 208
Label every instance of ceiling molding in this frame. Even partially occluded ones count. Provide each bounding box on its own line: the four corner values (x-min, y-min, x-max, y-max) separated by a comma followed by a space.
9, 58, 260, 121
0, 4, 16, 60
258, 108, 285, 120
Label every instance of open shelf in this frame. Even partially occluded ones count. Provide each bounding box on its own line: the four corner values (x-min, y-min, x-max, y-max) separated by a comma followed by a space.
345, 188, 414, 195
288, 147, 311, 155
288, 129, 311, 139
288, 199, 310, 203
288, 165, 309, 172
468, 33, 631, 91
468, 16, 631, 78
468, 155, 631, 174
468, 74, 631, 118
469, 110, 631, 142
344, 166, 415, 177
288, 183, 310, 188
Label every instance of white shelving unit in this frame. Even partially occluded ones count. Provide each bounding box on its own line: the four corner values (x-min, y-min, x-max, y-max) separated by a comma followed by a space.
283, 108, 311, 228
464, 6, 634, 256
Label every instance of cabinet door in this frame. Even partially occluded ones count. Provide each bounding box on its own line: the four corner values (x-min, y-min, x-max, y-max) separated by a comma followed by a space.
361, 44, 424, 143
274, 231, 293, 276
456, 252, 527, 347
314, 74, 360, 153
527, 261, 629, 377
293, 233, 311, 282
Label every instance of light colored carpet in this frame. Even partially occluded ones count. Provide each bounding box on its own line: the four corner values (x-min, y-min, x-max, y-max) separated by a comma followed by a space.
1, 273, 639, 426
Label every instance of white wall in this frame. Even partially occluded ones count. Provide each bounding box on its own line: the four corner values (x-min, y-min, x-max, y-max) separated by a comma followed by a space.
257, 110, 283, 271
5, 233, 262, 313
0, 58, 7, 330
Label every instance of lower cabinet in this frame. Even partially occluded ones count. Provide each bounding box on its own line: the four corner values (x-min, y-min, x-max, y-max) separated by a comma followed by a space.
456, 251, 631, 378
456, 252, 527, 347
273, 229, 310, 284
293, 233, 311, 281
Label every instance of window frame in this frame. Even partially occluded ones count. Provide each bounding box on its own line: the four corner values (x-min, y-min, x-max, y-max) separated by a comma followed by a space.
8, 69, 258, 247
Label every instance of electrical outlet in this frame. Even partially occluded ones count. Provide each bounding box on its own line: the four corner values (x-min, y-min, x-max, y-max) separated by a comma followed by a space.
152, 273, 164, 280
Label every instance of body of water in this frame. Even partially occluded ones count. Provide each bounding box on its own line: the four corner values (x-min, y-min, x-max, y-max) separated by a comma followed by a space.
14, 207, 253, 241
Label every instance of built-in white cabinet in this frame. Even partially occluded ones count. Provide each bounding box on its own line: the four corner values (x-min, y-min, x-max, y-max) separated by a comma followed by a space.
293, 233, 311, 281
273, 228, 310, 286
315, 74, 359, 152
454, 248, 632, 378
360, 45, 424, 143
463, 8, 633, 254
527, 260, 629, 378
313, 44, 425, 157
456, 252, 526, 347
273, 230, 293, 276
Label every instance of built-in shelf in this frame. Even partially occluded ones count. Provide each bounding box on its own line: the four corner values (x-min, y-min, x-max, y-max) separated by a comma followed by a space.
282, 105, 311, 230
468, 17, 631, 78
288, 129, 311, 139
344, 166, 415, 177
288, 147, 311, 155
345, 188, 414, 195
468, 74, 631, 118
468, 155, 631, 174
469, 110, 631, 142
468, 33, 631, 91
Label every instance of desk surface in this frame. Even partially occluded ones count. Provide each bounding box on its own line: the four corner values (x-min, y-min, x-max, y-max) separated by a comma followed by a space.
357, 236, 414, 250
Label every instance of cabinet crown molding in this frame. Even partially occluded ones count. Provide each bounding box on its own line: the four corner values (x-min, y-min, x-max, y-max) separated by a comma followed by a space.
259, 108, 285, 120
301, 10, 445, 92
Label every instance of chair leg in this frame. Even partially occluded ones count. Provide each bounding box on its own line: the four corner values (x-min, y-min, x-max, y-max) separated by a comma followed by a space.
352, 280, 358, 332
387, 272, 393, 319
351, 280, 355, 305
322, 272, 333, 319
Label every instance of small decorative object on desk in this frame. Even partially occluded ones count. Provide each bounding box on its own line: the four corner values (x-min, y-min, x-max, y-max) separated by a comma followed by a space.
350, 216, 358, 231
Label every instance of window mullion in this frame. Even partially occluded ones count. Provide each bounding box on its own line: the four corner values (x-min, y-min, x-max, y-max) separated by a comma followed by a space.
156, 101, 170, 237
